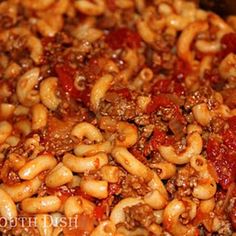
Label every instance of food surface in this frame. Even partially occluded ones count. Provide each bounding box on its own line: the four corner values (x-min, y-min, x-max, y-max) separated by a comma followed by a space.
0, 0, 236, 235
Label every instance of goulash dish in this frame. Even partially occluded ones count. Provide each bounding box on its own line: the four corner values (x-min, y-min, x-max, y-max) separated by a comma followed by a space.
0, 0, 235, 235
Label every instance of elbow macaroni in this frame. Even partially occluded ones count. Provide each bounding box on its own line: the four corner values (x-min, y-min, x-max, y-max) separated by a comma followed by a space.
0, 0, 235, 235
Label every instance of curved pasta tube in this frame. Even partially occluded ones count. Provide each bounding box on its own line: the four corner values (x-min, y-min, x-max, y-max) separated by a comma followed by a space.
63, 153, 108, 173
71, 122, 103, 142
18, 154, 57, 180
21, 196, 61, 213
0, 121, 12, 144
131, 67, 153, 90
192, 103, 212, 126
74, 141, 113, 156
75, 0, 105, 16
21, 0, 55, 10
155, 161, 176, 179
80, 179, 108, 199
115, 122, 138, 147
177, 21, 208, 64
195, 13, 233, 54
166, 14, 190, 31
219, 53, 236, 80
16, 68, 40, 107
26, 35, 43, 64
148, 171, 168, 199
163, 199, 197, 236
45, 163, 73, 188
8, 153, 26, 171
36, 14, 63, 37
36, 214, 53, 236
90, 74, 113, 110
187, 124, 202, 134
40, 77, 61, 111
0, 189, 17, 221
91, 220, 116, 236
144, 190, 168, 210
193, 102, 234, 126
195, 40, 221, 54
110, 197, 144, 225
137, 96, 151, 111
64, 196, 83, 217
190, 155, 217, 200
100, 165, 120, 183
111, 147, 153, 181
72, 18, 103, 43
0, 103, 15, 120
199, 198, 215, 213
14, 119, 31, 136
31, 103, 48, 130
0, 177, 42, 202
136, 19, 155, 44
64, 196, 95, 217
158, 132, 203, 164
199, 55, 213, 78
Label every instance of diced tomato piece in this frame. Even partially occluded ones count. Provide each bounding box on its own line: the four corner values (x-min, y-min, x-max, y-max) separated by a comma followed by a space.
55, 64, 90, 104
150, 128, 166, 147
93, 205, 106, 220
149, 128, 174, 150
146, 95, 173, 114
151, 79, 185, 96
207, 138, 236, 189
55, 64, 77, 95
105, 28, 141, 50
222, 130, 236, 150
206, 139, 221, 159
146, 95, 185, 123
228, 116, 236, 134
220, 33, 236, 58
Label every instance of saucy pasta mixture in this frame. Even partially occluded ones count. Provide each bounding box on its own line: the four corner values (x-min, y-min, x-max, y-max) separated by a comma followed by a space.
0, 0, 236, 235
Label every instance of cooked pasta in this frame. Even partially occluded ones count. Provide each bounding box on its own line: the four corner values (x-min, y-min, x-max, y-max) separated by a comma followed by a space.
0, 0, 235, 235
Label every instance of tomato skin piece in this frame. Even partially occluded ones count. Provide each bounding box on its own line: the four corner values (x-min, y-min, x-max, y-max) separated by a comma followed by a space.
105, 28, 141, 50
146, 95, 185, 123
55, 64, 77, 96
149, 128, 174, 150
55, 64, 90, 104
220, 33, 236, 58
146, 95, 173, 114
93, 205, 106, 220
